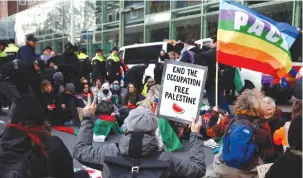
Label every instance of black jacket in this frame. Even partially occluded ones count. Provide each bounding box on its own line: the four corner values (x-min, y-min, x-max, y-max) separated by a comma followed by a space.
265, 149, 302, 178
125, 65, 146, 88
17, 45, 38, 64
56, 52, 80, 80
0, 128, 74, 178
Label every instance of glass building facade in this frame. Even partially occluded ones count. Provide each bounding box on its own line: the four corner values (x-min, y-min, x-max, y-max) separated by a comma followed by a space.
0, 0, 301, 57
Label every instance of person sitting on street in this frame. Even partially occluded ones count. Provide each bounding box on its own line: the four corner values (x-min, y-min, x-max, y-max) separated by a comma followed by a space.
122, 83, 144, 109
57, 83, 81, 126
110, 80, 122, 108
204, 89, 275, 178
0, 95, 75, 178
260, 97, 292, 160
92, 77, 103, 97
79, 83, 94, 105
40, 80, 59, 125
265, 114, 302, 178
73, 99, 206, 178
97, 82, 112, 103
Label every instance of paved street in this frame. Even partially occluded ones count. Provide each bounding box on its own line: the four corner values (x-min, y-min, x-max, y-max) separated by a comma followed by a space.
0, 102, 293, 169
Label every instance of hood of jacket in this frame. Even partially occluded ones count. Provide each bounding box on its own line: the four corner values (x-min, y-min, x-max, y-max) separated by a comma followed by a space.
53, 72, 64, 85
118, 134, 159, 157
0, 128, 32, 153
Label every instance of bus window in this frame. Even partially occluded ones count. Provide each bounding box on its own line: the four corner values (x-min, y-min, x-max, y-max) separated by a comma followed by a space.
124, 45, 163, 64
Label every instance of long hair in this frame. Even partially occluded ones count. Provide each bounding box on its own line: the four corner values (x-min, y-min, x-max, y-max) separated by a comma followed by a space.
292, 100, 302, 119
233, 89, 264, 117
138, 84, 160, 109
40, 80, 53, 93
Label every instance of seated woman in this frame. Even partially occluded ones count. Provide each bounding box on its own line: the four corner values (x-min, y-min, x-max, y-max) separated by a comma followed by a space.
40, 80, 58, 125
204, 89, 275, 178
79, 83, 94, 105
122, 83, 144, 109
57, 83, 81, 126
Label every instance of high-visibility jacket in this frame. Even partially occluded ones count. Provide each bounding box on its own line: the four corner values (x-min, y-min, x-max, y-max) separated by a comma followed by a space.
78, 53, 89, 60
107, 53, 120, 62
4, 43, 19, 53
92, 54, 105, 63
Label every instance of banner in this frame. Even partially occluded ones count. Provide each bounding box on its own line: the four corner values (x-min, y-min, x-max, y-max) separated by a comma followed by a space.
157, 60, 208, 124
217, 0, 299, 79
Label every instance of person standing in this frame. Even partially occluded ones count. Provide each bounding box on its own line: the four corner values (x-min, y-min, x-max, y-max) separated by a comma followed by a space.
17, 34, 39, 64
91, 48, 106, 84
4, 38, 19, 61
106, 47, 125, 84
56, 42, 81, 92
78, 48, 90, 80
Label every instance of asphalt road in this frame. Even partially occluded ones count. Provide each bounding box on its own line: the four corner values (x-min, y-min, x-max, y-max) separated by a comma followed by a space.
0, 114, 214, 169
0, 102, 293, 170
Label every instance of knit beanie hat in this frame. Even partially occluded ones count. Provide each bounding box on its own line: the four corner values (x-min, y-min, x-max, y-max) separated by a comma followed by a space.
288, 115, 302, 150
10, 95, 44, 126
124, 106, 158, 133
65, 83, 75, 93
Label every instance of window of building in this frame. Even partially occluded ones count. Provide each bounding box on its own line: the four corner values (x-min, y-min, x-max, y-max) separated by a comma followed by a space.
116, 11, 119, 21
19, 0, 26, 5
175, 17, 201, 42
108, 13, 113, 22
130, 10, 138, 19
149, 1, 170, 14
124, 25, 143, 45
146, 22, 169, 42
125, 1, 144, 8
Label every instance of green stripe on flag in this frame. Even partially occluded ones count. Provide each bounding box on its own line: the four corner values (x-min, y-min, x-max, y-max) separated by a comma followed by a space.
234, 68, 244, 93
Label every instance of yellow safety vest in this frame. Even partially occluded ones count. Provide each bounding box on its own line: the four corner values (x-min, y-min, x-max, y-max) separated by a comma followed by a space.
78, 53, 88, 60
107, 53, 120, 62
4, 43, 19, 53
92, 54, 105, 63
0, 51, 7, 58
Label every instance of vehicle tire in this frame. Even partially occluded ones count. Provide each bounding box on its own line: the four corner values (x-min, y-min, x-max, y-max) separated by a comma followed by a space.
275, 90, 293, 104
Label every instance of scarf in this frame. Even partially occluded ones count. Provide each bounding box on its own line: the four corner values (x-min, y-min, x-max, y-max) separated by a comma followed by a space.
128, 92, 138, 106
6, 123, 51, 159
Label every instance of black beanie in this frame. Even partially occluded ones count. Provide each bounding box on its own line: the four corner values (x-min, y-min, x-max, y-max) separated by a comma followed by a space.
10, 95, 44, 126
288, 115, 302, 150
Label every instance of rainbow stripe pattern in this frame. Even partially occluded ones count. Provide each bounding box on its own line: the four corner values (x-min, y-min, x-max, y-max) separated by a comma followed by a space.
217, 0, 299, 79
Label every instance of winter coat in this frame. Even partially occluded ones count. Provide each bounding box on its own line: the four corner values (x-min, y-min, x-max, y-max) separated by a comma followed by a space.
0, 126, 74, 178
265, 149, 302, 178
55, 52, 80, 81
17, 45, 38, 64
40, 92, 57, 119
73, 119, 206, 178
125, 65, 146, 89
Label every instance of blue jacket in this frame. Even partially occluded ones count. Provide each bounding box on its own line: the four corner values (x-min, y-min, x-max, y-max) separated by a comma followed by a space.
17, 45, 38, 64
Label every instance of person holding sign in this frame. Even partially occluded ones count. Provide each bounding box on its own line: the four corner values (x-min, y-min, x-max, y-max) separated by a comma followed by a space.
74, 95, 207, 178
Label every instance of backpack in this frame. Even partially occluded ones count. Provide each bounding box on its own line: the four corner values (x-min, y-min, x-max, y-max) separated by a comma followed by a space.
103, 132, 170, 178
222, 117, 258, 169
0, 148, 50, 178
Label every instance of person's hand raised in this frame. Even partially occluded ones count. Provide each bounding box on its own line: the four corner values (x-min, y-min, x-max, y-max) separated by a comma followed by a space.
191, 117, 203, 133
83, 94, 97, 117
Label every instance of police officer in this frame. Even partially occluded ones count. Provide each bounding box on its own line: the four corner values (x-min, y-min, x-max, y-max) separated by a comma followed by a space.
106, 47, 125, 84
17, 34, 39, 64
56, 42, 81, 91
4, 39, 19, 61
78, 48, 90, 80
91, 48, 106, 84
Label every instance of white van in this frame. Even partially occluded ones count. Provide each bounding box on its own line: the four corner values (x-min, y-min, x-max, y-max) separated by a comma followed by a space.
119, 42, 174, 79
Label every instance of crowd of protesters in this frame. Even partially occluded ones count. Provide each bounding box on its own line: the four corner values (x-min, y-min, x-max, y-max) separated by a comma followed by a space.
0, 33, 301, 178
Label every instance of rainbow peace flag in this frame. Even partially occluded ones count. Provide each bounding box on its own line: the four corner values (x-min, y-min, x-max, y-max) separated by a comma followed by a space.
217, 0, 299, 79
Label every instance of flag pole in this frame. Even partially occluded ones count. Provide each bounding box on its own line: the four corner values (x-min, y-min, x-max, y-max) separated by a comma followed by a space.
215, 61, 219, 107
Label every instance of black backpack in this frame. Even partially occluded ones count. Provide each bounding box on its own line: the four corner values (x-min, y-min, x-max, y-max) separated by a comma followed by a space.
0, 148, 50, 178
103, 132, 170, 178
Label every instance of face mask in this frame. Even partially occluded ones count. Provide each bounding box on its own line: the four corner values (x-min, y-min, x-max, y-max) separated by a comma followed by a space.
112, 84, 120, 91
103, 89, 109, 95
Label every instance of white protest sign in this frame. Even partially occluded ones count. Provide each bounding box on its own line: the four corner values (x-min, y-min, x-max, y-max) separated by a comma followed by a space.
257, 163, 273, 178
157, 60, 208, 124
